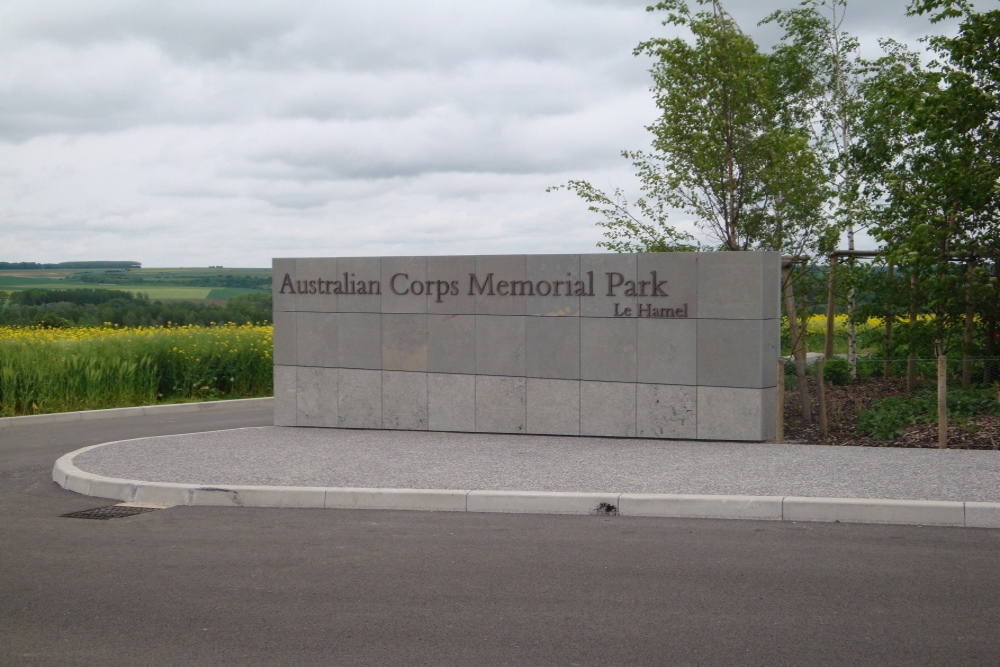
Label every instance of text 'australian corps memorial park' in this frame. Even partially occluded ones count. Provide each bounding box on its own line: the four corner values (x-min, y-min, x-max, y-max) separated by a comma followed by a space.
280, 268, 686, 316
273, 252, 779, 441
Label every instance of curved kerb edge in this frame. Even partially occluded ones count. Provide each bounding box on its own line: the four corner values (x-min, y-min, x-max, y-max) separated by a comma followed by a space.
53, 447, 1000, 529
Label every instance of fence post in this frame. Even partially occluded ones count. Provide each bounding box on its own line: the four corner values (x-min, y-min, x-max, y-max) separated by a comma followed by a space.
938, 354, 948, 448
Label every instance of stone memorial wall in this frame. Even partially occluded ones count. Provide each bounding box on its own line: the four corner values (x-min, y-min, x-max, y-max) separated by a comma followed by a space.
273, 252, 779, 441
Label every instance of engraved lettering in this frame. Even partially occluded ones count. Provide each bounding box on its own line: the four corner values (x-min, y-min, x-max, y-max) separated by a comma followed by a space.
651, 271, 669, 297
390, 273, 409, 295
469, 272, 495, 296
606, 272, 624, 296
509, 280, 534, 296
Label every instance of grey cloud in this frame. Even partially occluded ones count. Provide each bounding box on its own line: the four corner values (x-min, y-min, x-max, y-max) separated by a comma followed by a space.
1, 0, 961, 267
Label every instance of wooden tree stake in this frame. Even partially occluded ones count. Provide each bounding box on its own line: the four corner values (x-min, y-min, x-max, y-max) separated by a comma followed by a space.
938, 354, 948, 448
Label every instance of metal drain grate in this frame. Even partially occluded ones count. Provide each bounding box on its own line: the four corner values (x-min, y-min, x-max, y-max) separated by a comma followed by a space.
61, 504, 162, 520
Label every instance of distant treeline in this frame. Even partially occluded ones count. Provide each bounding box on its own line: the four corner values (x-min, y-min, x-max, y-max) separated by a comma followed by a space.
8, 288, 136, 306
74, 272, 269, 288
0, 261, 141, 270
0, 291, 271, 328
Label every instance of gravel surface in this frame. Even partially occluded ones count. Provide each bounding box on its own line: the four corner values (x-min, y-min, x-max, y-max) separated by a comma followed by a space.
70, 426, 1000, 502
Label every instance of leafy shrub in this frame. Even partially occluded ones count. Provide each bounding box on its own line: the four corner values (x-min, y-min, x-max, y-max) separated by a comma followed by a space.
822, 357, 852, 385
855, 386, 1000, 440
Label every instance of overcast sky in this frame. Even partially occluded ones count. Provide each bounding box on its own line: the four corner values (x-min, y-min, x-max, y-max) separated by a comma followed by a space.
0, 0, 959, 268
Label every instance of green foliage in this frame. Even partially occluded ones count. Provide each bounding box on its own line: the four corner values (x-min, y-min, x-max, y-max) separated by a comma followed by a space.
855, 385, 1000, 440
851, 1, 1000, 355
822, 356, 852, 384
546, 181, 698, 253
0, 292, 272, 328
10, 288, 136, 306
551, 0, 836, 256
0, 325, 273, 417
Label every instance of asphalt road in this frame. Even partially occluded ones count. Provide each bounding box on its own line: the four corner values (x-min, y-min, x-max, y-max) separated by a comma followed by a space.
2, 405, 999, 665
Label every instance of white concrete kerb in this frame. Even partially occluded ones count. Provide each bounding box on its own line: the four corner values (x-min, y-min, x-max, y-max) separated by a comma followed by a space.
1, 397, 273, 429
52, 442, 1000, 529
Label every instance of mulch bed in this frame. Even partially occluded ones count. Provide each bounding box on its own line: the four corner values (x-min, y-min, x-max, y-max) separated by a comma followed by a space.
782, 377, 1000, 450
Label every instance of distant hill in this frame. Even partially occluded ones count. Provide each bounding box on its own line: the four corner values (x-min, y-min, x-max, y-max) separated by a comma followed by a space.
0, 261, 141, 270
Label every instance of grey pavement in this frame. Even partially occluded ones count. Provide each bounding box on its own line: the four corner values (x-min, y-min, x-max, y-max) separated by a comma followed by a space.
43, 398, 1000, 528
5, 401, 1000, 664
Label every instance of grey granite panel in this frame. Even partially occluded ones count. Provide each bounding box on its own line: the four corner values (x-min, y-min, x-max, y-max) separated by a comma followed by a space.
295, 257, 339, 312
580, 317, 637, 382
475, 376, 526, 433
580, 381, 636, 437
637, 384, 696, 438
337, 368, 382, 428
381, 314, 427, 372
476, 315, 526, 377
525, 316, 580, 380
296, 367, 338, 427
762, 253, 781, 318
427, 256, 476, 315
381, 256, 428, 314
697, 386, 771, 441
295, 312, 339, 368
272, 310, 297, 366
697, 319, 769, 388
428, 374, 476, 432
337, 257, 382, 313
637, 318, 697, 385
273, 252, 778, 440
272, 257, 298, 312
336, 312, 382, 369
526, 378, 579, 435
698, 251, 780, 320
273, 365, 297, 426
525, 254, 582, 317
427, 314, 476, 374
474, 255, 526, 315
637, 252, 698, 319
381, 371, 428, 430
580, 253, 637, 317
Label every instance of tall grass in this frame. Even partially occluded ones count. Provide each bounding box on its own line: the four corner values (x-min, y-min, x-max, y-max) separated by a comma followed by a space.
0, 323, 272, 416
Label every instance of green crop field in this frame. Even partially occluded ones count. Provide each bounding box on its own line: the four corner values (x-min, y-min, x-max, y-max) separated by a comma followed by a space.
0, 323, 273, 416
0, 267, 271, 302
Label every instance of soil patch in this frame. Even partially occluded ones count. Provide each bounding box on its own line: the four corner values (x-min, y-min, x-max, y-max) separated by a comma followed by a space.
783, 377, 1000, 450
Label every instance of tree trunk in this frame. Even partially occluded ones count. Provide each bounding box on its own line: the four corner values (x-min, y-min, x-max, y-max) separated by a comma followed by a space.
783, 265, 811, 423
825, 256, 837, 359
847, 258, 857, 379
